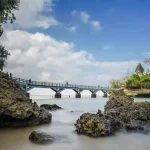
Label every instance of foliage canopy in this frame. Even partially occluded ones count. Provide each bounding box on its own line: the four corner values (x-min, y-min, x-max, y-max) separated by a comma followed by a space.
0, 0, 20, 70
0, 0, 20, 24
124, 74, 150, 89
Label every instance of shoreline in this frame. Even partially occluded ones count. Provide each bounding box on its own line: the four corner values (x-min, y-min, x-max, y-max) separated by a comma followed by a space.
124, 89, 150, 98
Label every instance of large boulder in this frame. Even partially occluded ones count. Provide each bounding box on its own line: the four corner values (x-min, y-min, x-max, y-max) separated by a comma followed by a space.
105, 90, 150, 124
29, 131, 53, 143
40, 104, 62, 111
104, 90, 150, 131
0, 72, 52, 127
105, 90, 134, 112
75, 111, 120, 137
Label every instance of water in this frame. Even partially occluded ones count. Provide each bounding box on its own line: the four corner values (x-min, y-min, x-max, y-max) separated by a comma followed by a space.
0, 97, 150, 150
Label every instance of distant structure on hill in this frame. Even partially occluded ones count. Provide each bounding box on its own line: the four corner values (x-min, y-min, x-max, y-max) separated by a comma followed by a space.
135, 63, 144, 76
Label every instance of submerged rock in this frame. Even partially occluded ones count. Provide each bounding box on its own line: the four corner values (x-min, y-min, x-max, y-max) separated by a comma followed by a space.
40, 104, 62, 110
29, 131, 53, 143
0, 72, 52, 127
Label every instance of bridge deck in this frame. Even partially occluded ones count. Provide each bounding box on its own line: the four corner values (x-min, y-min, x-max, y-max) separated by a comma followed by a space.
12, 77, 117, 91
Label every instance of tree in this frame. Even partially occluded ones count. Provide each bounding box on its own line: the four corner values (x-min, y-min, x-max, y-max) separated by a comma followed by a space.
0, 0, 20, 70
0, 0, 20, 25
0, 45, 10, 71
0, 0, 20, 36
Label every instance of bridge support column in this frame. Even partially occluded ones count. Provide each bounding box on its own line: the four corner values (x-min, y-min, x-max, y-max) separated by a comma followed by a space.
91, 93, 97, 98
101, 90, 108, 98
55, 93, 61, 98
90, 90, 98, 98
73, 89, 83, 98
103, 92, 107, 97
76, 93, 81, 98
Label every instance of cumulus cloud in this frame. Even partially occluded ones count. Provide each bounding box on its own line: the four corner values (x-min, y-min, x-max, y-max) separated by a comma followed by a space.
79, 11, 90, 24
2, 30, 139, 86
71, 10, 101, 31
91, 21, 102, 31
65, 25, 77, 32
14, 0, 58, 29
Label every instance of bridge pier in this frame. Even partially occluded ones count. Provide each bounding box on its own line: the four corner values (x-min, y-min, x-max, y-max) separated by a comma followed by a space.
76, 93, 81, 98
102, 90, 108, 98
55, 93, 61, 98
91, 93, 97, 98
73, 89, 83, 98
90, 90, 98, 98
103, 92, 108, 97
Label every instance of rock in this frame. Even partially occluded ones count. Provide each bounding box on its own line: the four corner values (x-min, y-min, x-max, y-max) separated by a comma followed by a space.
96, 109, 103, 117
105, 90, 150, 130
40, 104, 62, 110
75, 113, 120, 137
124, 123, 144, 131
75, 90, 150, 137
0, 72, 52, 127
29, 131, 53, 143
105, 90, 134, 112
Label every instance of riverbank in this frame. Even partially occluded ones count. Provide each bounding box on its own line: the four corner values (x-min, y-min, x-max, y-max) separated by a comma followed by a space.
124, 89, 150, 97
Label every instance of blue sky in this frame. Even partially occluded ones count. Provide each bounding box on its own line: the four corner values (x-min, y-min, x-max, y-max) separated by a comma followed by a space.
3, 0, 150, 86
36, 0, 150, 62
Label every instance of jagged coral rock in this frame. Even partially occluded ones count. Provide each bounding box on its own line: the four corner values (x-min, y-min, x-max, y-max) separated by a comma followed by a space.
0, 72, 51, 127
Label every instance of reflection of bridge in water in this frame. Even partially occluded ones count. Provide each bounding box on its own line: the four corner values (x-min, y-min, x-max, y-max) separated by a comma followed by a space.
12, 77, 118, 98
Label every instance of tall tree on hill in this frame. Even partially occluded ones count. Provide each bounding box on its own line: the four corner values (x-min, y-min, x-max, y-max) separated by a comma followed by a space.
0, 0, 20, 71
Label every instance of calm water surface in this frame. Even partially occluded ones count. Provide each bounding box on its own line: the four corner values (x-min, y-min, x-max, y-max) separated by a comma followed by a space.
0, 97, 150, 150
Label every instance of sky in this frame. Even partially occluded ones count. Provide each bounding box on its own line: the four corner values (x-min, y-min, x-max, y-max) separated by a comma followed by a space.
1, 0, 150, 89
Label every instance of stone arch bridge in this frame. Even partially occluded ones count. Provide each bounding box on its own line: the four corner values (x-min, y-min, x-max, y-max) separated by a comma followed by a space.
12, 77, 118, 98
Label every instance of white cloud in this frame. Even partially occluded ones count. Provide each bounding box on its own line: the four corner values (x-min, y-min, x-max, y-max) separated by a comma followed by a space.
71, 10, 101, 31
71, 10, 77, 16
2, 30, 139, 86
14, 0, 58, 29
91, 21, 101, 31
80, 11, 90, 24
65, 25, 77, 32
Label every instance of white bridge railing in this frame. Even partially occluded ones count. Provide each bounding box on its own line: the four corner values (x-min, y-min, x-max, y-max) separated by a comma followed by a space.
12, 77, 116, 91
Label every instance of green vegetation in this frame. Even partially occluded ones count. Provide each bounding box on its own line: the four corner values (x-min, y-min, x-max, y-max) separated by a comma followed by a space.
0, 45, 10, 71
110, 80, 123, 89
0, 0, 20, 71
111, 74, 150, 89
125, 74, 150, 89
0, 0, 20, 24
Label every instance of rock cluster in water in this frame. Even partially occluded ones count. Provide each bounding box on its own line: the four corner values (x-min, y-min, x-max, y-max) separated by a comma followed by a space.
40, 104, 62, 111
0, 72, 51, 127
29, 131, 54, 143
75, 90, 150, 137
